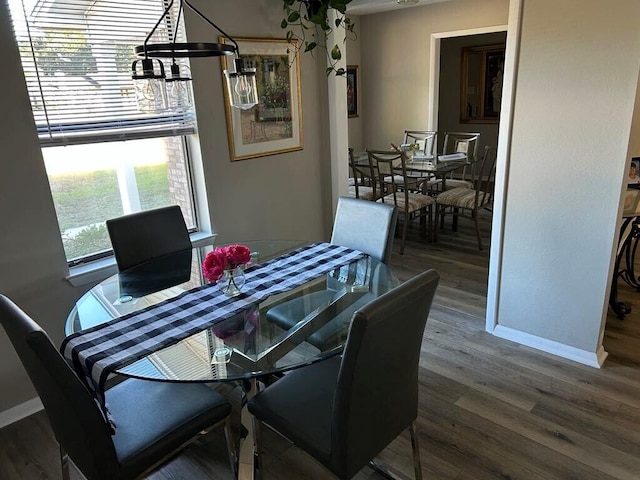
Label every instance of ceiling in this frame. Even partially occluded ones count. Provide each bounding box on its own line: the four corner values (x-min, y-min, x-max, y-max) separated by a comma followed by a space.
347, 0, 453, 16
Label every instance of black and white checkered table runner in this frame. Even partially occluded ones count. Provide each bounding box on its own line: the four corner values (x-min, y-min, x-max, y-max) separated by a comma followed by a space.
61, 242, 365, 428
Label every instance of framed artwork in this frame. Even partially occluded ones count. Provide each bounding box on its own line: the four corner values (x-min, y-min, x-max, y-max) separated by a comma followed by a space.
347, 65, 359, 118
623, 188, 640, 216
460, 44, 505, 124
220, 37, 303, 161
628, 158, 640, 187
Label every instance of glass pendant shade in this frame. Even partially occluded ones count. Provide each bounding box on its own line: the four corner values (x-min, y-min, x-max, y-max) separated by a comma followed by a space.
224, 58, 258, 110
166, 62, 193, 112
132, 58, 167, 113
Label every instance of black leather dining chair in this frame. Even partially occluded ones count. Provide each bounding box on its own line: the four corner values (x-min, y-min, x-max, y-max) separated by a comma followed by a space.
106, 205, 192, 272
249, 269, 440, 480
265, 196, 398, 349
0, 294, 236, 480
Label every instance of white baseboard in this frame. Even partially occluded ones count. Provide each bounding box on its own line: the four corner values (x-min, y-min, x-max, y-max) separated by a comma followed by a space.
0, 397, 44, 429
492, 325, 608, 368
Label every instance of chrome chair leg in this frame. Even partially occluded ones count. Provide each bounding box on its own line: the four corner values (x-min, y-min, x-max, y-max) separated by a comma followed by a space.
60, 445, 70, 480
409, 422, 423, 480
253, 416, 264, 480
224, 417, 238, 478
367, 423, 422, 480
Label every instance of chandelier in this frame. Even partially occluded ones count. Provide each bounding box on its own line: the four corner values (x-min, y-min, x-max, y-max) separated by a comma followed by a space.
131, 0, 257, 113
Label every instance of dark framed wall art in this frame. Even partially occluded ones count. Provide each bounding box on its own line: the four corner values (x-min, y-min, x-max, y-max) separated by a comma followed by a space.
347, 65, 359, 118
460, 44, 505, 124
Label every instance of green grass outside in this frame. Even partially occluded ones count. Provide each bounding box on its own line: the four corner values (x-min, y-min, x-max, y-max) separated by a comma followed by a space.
49, 163, 171, 231
49, 163, 171, 260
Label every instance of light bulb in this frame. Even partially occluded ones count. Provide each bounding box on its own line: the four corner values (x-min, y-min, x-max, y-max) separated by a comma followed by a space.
224, 57, 258, 110
234, 75, 253, 98
131, 58, 167, 113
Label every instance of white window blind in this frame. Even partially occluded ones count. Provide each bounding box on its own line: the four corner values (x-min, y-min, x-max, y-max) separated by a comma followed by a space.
8, 0, 196, 146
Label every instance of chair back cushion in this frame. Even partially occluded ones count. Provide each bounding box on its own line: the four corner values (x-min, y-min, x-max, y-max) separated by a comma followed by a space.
106, 205, 192, 271
331, 269, 440, 479
331, 196, 398, 265
443, 132, 481, 162
403, 130, 437, 155
0, 295, 119, 479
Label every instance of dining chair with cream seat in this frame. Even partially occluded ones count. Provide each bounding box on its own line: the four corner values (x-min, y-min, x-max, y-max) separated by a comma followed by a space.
402, 130, 437, 156
265, 196, 398, 347
249, 269, 441, 480
106, 205, 192, 272
347, 148, 379, 201
0, 294, 237, 480
369, 149, 435, 254
439, 131, 481, 190
435, 146, 498, 250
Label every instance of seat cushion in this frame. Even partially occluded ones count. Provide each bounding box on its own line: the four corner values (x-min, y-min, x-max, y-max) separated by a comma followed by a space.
437, 188, 486, 209
348, 185, 375, 201
248, 355, 342, 466
107, 379, 231, 479
444, 179, 473, 190
378, 192, 434, 212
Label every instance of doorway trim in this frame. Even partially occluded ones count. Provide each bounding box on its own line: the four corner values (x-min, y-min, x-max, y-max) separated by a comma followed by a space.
427, 25, 508, 132
427, 1, 522, 336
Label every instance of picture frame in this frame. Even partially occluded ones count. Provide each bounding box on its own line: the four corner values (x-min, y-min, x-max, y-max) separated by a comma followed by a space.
220, 37, 303, 161
347, 65, 359, 118
623, 188, 640, 216
628, 158, 640, 187
460, 44, 505, 124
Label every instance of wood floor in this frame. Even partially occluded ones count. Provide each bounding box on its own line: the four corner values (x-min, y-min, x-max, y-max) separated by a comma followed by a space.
3, 213, 640, 479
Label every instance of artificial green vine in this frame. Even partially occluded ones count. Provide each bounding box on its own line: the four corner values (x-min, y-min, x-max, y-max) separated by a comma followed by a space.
281, 0, 356, 76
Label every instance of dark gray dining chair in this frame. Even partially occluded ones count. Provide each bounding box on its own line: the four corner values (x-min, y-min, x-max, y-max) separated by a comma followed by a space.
249, 269, 440, 480
106, 205, 192, 271
265, 197, 398, 346
0, 294, 236, 480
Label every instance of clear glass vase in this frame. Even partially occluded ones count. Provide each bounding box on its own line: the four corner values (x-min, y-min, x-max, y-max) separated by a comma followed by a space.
218, 266, 246, 297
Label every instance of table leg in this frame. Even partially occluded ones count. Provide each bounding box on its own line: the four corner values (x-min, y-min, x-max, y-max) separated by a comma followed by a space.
238, 379, 258, 480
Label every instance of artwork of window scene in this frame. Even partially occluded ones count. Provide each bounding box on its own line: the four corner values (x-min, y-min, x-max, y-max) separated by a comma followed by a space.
221, 37, 302, 161
239, 55, 293, 145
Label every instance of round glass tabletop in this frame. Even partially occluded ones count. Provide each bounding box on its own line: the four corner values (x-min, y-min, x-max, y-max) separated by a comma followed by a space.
66, 240, 400, 383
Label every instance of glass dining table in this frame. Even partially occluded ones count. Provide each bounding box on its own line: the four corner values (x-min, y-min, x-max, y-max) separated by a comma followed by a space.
65, 239, 400, 479
353, 150, 470, 191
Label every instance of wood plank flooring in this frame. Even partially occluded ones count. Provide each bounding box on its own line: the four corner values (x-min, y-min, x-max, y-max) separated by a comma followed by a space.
3, 212, 640, 479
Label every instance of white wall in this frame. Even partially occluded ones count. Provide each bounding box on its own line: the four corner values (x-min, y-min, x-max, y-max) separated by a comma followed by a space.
184, 1, 331, 243
0, 0, 331, 416
629, 80, 640, 159
347, 16, 363, 152
359, 0, 509, 149
493, 0, 640, 362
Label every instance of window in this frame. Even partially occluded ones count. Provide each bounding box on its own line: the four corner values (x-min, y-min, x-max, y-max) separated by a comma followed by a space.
8, 0, 198, 265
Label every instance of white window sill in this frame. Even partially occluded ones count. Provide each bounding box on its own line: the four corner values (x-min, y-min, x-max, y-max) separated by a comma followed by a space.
66, 232, 217, 288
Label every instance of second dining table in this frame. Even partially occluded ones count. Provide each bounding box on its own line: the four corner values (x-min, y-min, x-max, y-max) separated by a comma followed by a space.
64, 239, 400, 479
353, 149, 470, 192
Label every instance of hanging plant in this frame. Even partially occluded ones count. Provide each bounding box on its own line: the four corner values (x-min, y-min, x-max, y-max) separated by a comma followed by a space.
281, 0, 356, 76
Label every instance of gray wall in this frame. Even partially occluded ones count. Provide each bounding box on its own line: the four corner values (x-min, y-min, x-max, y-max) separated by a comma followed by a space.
494, 0, 640, 357
355, 0, 640, 364
438, 32, 507, 153
358, 0, 509, 150
0, 0, 331, 416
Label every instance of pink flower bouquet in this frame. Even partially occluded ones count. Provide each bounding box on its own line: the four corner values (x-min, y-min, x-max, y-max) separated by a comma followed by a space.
202, 244, 251, 283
